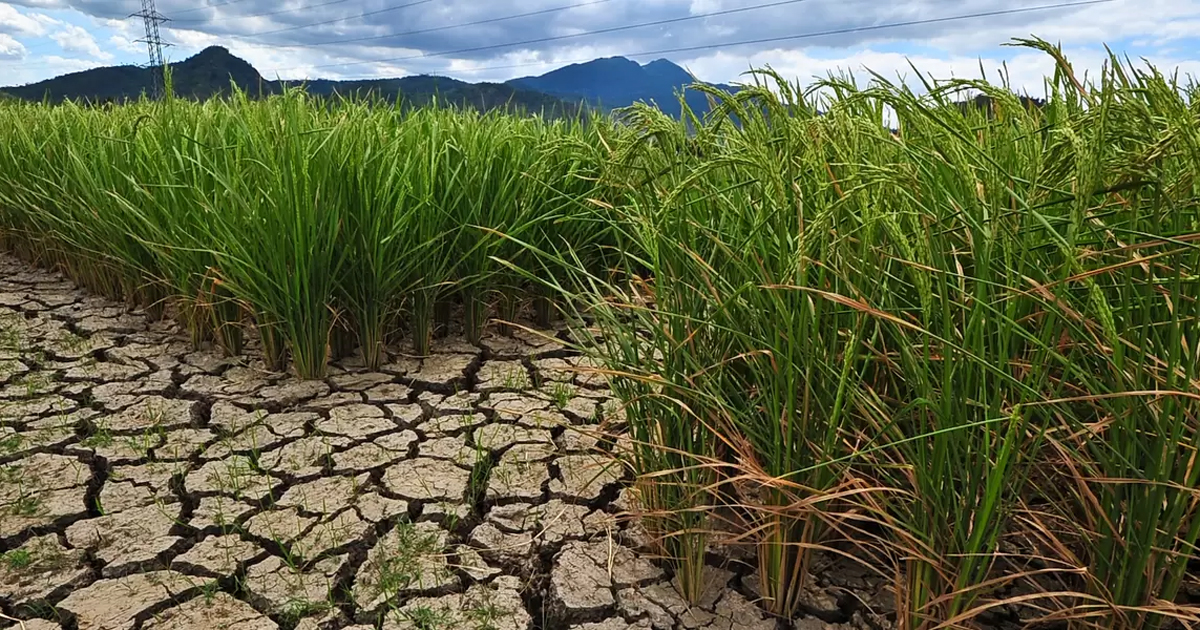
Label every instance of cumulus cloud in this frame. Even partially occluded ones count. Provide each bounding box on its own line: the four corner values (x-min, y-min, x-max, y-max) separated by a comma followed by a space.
0, 32, 27, 58
0, 52, 101, 85
189, 0, 1198, 83
7, 0, 69, 7
50, 23, 112, 59
0, 3, 59, 36
1, 0, 1197, 86
687, 46, 1086, 97
107, 33, 143, 55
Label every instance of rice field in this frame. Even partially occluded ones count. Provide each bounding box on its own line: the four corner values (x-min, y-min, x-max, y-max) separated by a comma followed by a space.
0, 38, 1197, 629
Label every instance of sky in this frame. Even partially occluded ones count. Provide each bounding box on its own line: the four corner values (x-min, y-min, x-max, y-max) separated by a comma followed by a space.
0, 0, 1198, 93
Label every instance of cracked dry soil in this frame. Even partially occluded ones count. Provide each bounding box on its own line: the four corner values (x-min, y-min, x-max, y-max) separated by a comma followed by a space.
0, 255, 889, 630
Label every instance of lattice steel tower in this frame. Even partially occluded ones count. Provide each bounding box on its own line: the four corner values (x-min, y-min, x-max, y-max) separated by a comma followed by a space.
132, 0, 171, 97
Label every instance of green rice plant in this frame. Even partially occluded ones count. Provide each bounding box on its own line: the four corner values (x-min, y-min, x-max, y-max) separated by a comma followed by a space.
517, 116, 621, 327
511, 77, 896, 609
496, 180, 717, 605
0, 102, 164, 303
0, 86, 615, 373
111, 103, 234, 348
330, 99, 424, 368
0, 41, 1197, 630
1007, 41, 1200, 629
833, 73, 1074, 627
646, 83, 887, 616
187, 88, 349, 377
592, 312, 720, 605
505, 45, 1199, 627
438, 110, 541, 344
400, 109, 474, 355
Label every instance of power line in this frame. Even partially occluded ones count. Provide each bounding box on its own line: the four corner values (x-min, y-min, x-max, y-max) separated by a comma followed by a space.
303, 0, 1112, 72
253, 0, 436, 37
171, 0, 256, 18
305, 0, 814, 69
269, 0, 1111, 77
255, 0, 618, 49
172, 0, 357, 25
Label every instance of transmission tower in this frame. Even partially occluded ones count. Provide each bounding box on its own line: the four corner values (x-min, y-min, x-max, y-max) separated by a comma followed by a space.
131, 0, 171, 97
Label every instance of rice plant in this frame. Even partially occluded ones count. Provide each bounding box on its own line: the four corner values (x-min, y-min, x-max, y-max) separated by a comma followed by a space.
0, 38, 1196, 630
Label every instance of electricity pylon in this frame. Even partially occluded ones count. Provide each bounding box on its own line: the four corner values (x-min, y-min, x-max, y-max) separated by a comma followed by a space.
131, 0, 171, 98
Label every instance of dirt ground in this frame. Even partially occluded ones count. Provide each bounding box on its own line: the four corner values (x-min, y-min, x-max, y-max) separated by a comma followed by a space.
0, 255, 885, 630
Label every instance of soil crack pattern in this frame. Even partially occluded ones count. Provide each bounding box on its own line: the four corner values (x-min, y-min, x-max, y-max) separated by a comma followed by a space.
0, 255, 887, 630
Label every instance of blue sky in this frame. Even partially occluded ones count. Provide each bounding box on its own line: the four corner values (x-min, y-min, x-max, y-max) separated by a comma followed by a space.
1, 0, 1198, 92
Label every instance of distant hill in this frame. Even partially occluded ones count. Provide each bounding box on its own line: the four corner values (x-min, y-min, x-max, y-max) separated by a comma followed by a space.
959, 93, 1047, 115
0, 47, 736, 119
0, 46, 585, 116
0, 47, 1056, 126
507, 56, 738, 118
277, 75, 583, 115
1, 46, 262, 103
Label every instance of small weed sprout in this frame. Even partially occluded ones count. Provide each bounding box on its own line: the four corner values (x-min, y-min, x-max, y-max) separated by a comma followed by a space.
280, 598, 331, 625
0, 431, 23, 453
376, 522, 441, 597
499, 366, 529, 390
402, 604, 453, 630
59, 331, 90, 353
550, 382, 572, 410
465, 601, 507, 630
20, 600, 58, 620
1, 548, 32, 569
81, 426, 114, 448
210, 458, 257, 498
11, 492, 42, 517
0, 321, 21, 353
200, 579, 221, 604
140, 402, 167, 429
20, 372, 53, 396
123, 426, 163, 457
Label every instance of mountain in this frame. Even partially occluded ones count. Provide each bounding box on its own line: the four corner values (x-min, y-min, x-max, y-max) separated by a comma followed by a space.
2, 47, 1046, 123
0, 47, 741, 118
276, 75, 582, 115
959, 93, 1047, 116
507, 56, 738, 118
1, 46, 262, 103
1, 47, 584, 116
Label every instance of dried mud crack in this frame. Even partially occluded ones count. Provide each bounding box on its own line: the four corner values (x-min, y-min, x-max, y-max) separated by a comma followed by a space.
0, 255, 889, 630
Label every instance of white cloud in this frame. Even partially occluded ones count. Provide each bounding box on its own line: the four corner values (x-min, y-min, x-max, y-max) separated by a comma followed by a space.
0, 53, 100, 85
164, 27, 229, 52
49, 23, 111, 59
440, 44, 631, 81
0, 32, 26, 58
0, 3, 59, 36
7, 0, 70, 8
682, 44, 1200, 97
918, 0, 1200, 54
3, 0, 1200, 91
166, 26, 356, 80
102, 18, 143, 54
107, 33, 143, 55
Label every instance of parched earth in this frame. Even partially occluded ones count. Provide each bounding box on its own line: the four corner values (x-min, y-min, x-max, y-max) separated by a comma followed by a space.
0, 255, 887, 630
